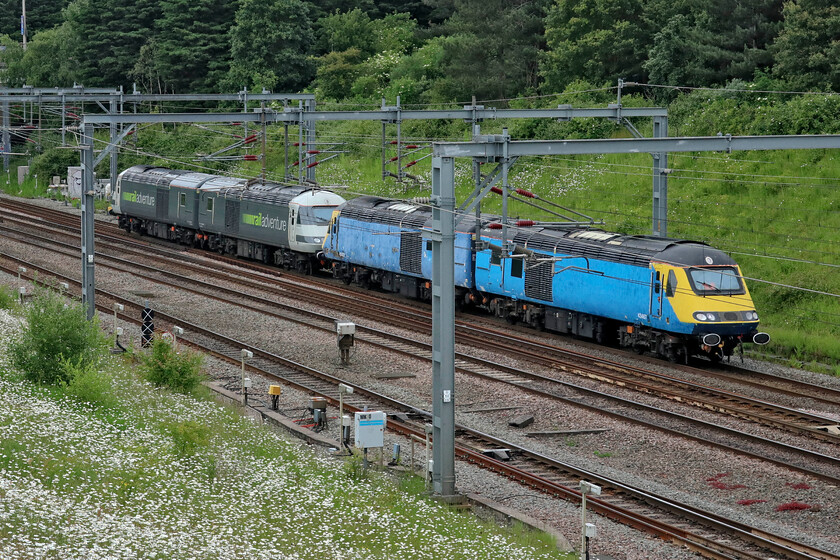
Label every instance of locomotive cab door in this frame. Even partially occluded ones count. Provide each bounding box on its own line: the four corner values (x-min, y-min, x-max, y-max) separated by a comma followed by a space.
175, 189, 196, 227
288, 205, 298, 244
323, 211, 340, 254
111, 175, 122, 213
649, 267, 663, 319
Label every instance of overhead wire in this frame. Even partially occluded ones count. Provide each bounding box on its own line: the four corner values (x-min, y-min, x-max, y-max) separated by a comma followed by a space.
327, 214, 840, 331
532, 153, 840, 185
631, 82, 840, 97
64, 111, 840, 309
95, 148, 840, 330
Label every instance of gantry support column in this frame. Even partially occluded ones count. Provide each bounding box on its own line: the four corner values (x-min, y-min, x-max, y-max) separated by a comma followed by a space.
430, 155, 456, 497
81, 123, 96, 320
110, 94, 119, 194
305, 98, 317, 183
652, 116, 669, 237
1, 100, 9, 172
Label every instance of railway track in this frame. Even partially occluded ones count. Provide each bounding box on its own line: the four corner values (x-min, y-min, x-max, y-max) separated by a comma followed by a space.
5, 225, 840, 484
3, 196, 840, 559
0, 256, 836, 560
2, 198, 839, 442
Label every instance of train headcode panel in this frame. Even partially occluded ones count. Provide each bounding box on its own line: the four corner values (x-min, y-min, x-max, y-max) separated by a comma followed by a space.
354, 411, 386, 449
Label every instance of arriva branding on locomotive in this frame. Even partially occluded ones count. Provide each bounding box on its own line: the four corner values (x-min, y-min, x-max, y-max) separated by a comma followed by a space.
242, 212, 287, 231
123, 191, 155, 206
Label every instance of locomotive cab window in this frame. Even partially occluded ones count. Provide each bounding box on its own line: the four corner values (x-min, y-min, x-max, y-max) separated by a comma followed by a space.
298, 205, 335, 226
688, 266, 744, 295
490, 247, 501, 266
510, 256, 523, 278
179, 193, 186, 207
666, 270, 677, 298
206, 197, 214, 212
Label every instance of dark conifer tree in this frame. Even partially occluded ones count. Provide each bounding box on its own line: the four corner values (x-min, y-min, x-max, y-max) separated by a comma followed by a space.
1, 0, 70, 39
68, 0, 161, 88
772, 0, 840, 91
430, 0, 550, 101
644, 0, 784, 87
152, 0, 239, 93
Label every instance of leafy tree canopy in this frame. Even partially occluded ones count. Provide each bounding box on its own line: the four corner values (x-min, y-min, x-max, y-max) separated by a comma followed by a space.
434, 0, 550, 102
772, 0, 840, 92
644, 0, 783, 87
315, 11, 418, 100
541, 0, 645, 94
226, 0, 315, 93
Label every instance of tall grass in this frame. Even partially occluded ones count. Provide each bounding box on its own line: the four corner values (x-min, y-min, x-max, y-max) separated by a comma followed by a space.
0, 285, 17, 310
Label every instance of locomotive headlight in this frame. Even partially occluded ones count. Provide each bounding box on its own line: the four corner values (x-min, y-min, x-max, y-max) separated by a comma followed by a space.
693, 312, 720, 322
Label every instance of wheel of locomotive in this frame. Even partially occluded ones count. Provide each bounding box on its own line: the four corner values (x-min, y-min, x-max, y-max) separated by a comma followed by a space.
667, 345, 685, 363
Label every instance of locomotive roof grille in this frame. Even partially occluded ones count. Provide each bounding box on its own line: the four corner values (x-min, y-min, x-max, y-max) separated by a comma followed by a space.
513, 232, 654, 267
122, 171, 181, 188
219, 186, 304, 204
340, 197, 432, 229
509, 228, 730, 268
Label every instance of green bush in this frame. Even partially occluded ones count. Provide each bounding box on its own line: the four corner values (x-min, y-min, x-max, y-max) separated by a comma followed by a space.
29, 144, 80, 186
8, 289, 107, 385
61, 357, 120, 410
140, 337, 205, 393
0, 285, 17, 310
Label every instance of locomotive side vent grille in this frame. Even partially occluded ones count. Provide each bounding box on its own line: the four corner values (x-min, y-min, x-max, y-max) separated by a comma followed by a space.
524, 260, 553, 301
225, 200, 240, 234
400, 232, 423, 274
156, 189, 169, 220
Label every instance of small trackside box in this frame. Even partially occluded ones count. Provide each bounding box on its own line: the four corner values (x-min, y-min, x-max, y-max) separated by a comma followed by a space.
336, 322, 356, 336
354, 411, 386, 449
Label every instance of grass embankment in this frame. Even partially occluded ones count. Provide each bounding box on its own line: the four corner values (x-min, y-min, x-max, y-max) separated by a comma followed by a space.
0, 291, 566, 560
4, 93, 839, 371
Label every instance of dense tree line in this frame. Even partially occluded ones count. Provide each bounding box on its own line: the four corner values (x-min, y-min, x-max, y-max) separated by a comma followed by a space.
1, 0, 839, 100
